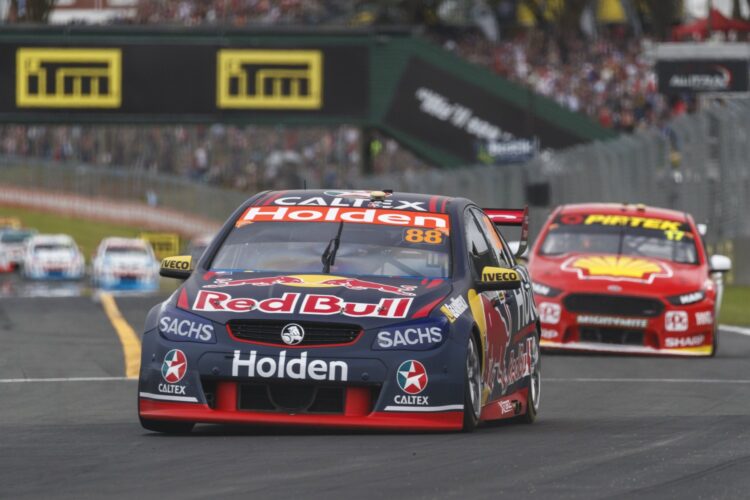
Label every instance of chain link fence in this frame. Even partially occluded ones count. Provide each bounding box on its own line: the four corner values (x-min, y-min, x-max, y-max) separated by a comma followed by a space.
361, 100, 750, 245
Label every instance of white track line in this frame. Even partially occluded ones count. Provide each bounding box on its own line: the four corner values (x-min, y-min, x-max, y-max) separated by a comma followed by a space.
720, 324, 750, 336
547, 378, 750, 384
0, 376, 132, 384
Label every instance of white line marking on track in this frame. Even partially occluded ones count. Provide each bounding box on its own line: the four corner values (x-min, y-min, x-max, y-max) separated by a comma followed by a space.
720, 324, 750, 336
384, 404, 464, 412
139, 392, 199, 403
0, 376, 132, 384
547, 378, 750, 384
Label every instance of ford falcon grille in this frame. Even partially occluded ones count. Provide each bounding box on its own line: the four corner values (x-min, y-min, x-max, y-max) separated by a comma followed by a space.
579, 327, 645, 346
227, 320, 362, 347
563, 294, 664, 317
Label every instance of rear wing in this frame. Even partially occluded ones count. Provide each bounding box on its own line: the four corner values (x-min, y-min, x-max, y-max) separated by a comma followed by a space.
483, 207, 529, 259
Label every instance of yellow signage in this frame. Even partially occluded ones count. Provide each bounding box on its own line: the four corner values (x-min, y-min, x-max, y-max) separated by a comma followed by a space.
161, 255, 192, 272
139, 233, 180, 261
216, 49, 322, 109
16, 48, 121, 108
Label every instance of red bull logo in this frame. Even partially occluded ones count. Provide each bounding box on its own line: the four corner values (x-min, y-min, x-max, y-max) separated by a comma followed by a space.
204, 274, 417, 297
194, 290, 413, 318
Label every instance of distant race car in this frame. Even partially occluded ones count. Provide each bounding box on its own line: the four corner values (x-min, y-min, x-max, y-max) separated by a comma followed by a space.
0, 228, 37, 270
528, 203, 731, 357
187, 234, 214, 263
0, 245, 11, 273
92, 237, 159, 290
138, 190, 541, 433
22, 234, 85, 280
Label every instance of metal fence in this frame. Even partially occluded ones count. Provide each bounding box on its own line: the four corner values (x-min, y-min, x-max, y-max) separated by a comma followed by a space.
0, 158, 248, 223
362, 99, 750, 247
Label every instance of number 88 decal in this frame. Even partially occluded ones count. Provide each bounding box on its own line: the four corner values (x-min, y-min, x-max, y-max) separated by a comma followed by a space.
404, 229, 444, 244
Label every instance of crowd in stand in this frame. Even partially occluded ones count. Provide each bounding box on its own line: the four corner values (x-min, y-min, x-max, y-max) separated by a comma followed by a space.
443, 29, 691, 132
0, 124, 422, 191
132, 0, 353, 26
0, 2, 698, 188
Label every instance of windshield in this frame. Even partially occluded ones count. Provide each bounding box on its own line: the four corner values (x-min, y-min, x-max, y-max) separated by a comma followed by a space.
1, 231, 33, 243
211, 219, 451, 279
540, 213, 698, 264
34, 243, 74, 254
105, 246, 149, 257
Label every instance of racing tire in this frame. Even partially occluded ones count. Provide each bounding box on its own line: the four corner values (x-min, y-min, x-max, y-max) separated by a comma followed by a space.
518, 333, 541, 424
462, 334, 483, 432
139, 417, 195, 434
709, 326, 719, 357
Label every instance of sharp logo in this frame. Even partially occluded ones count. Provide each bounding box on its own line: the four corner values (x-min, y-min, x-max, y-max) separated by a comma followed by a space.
665, 334, 705, 348
16, 48, 122, 108
217, 49, 322, 109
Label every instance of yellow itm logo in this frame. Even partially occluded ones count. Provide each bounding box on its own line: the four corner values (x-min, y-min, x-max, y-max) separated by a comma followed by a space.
216, 49, 322, 109
16, 48, 121, 108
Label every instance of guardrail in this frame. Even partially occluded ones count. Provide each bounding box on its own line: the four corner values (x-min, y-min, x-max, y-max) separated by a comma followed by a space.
0, 158, 247, 224
1, 99, 748, 281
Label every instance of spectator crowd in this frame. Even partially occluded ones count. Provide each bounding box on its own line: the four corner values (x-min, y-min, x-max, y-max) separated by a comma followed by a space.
0, 2, 700, 188
443, 29, 691, 133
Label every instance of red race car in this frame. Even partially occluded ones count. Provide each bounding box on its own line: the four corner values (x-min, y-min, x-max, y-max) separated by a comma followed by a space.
528, 203, 731, 357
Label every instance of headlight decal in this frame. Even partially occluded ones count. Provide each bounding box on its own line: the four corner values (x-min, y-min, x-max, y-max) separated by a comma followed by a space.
158, 307, 216, 344
372, 319, 447, 351
667, 290, 706, 306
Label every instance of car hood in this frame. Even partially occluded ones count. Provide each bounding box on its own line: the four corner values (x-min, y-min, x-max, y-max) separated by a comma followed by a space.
529, 253, 706, 296
178, 271, 452, 328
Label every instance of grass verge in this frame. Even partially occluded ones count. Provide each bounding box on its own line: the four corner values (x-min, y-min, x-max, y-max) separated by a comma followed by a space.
0, 206, 142, 259
721, 285, 750, 327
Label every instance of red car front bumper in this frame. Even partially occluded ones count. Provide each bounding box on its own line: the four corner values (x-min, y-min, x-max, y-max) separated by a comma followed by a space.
535, 295, 716, 356
139, 382, 464, 431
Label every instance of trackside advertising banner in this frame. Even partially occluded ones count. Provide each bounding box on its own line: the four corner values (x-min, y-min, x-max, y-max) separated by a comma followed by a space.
0, 43, 369, 119
383, 57, 584, 164
656, 59, 750, 94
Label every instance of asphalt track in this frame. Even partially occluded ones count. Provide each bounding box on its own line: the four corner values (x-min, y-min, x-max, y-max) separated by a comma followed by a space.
2, 290, 750, 498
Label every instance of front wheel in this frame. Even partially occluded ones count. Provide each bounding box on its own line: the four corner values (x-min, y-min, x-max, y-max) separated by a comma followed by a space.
462, 334, 483, 432
518, 337, 541, 424
710, 324, 719, 357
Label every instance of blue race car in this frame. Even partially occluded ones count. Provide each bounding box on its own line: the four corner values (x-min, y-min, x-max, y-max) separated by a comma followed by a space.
138, 190, 540, 433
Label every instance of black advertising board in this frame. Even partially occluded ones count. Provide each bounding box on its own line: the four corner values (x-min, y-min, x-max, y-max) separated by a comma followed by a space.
657, 59, 749, 94
383, 57, 584, 164
0, 43, 369, 120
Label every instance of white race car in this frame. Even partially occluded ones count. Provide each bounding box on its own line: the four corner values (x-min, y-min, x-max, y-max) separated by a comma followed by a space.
0, 228, 37, 270
92, 237, 159, 290
23, 234, 85, 280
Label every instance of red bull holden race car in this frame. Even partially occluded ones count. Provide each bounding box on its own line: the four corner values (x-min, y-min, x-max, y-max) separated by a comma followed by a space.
528, 203, 732, 357
138, 190, 540, 432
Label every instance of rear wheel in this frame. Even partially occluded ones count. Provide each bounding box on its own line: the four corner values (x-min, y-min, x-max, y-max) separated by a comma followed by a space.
462, 334, 482, 432
140, 417, 194, 434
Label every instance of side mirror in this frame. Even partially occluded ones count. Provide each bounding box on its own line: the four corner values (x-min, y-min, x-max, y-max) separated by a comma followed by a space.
476, 266, 522, 292
160, 255, 193, 280
508, 241, 529, 261
710, 254, 732, 273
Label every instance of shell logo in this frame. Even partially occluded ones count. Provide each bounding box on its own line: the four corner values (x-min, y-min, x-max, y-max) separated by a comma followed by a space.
561, 255, 672, 284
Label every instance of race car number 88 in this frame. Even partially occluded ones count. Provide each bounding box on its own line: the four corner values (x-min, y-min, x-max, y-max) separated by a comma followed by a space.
405, 229, 443, 244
